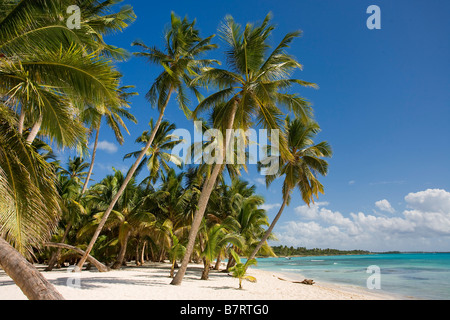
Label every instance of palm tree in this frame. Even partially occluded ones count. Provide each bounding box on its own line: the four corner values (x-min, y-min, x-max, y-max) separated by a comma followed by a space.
234, 192, 274, 259
207, 179, 273, 270
0, 0, 136, 147
123, 120, 183, 187
0, 1, 135, 298
248, 116, 332, 260
0, 237, 64, 300
172, 13, 316, 285
166, 223, 186, 278
79, 170, 154, 269
228, 249, 257, 289
81, 85, 138, 194
76, 12, 217, 270
200, 221, 242, 280
45, 158, 88, 271
152, 169, 192, 228
59, 157, 90, 186
0, 106, 63, 299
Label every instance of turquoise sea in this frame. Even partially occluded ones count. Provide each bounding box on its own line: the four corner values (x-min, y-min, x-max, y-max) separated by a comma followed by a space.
253, 253, 450, 300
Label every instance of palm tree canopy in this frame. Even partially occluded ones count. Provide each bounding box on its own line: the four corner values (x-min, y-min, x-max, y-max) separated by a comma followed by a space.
132, 11, 218, 116
0, 0, 136, 148
191, 13, 318, 162
80, 84, 138, 145
123, 120, 183, 184
262, 116, 332, 205
0, 106, 60, 257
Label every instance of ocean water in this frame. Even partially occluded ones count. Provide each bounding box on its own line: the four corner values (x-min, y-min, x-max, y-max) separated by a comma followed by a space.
252, 253, 450, 300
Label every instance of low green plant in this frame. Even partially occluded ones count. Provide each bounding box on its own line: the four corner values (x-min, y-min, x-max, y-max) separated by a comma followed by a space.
228, 249, 257, 289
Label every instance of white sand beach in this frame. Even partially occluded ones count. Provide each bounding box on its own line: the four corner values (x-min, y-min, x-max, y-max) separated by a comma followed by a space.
0, 262, 400, 300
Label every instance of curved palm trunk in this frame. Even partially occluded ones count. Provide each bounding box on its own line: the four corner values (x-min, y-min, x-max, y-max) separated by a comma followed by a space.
140, 241, 146, 265
81, 124, 100, 194
248, 196, 288, 261
76, 88, 173, 271
226, 252, 235, 272
111, 230, 131, 269
26, 115, 43, 144
44, 243, 109, 272
45, 222, 72, 271
170, 259, 176, 278
0, 237, 64, 300
214, 254, 221, 270
201, 259, 210, 280
18, 110, 25, 134
135, 240, 141, 266
171, 99, 239, 285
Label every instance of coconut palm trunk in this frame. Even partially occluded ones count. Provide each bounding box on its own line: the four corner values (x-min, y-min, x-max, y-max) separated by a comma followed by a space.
76, 88, 173, 271
82, 125, 100, 194
45, 222, 72, 271
171, 98, 239, 285
214, 255, 221, 270
26, 115, 42, 144
0, 237, 64, 300
226, 252, 235, 271
248, 196, 288, 261
111, 230, 131, 269
140, 241, 146, 265
17, 110, 25, 134
44, 243, 109, 272
201, 260, 210, 280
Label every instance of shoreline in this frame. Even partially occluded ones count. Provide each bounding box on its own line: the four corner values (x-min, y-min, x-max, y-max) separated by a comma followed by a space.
0, 262, 404, 300
271, 270, 412, 300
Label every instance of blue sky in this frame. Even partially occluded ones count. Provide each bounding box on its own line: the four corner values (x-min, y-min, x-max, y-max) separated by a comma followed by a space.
60, 0, 450, 251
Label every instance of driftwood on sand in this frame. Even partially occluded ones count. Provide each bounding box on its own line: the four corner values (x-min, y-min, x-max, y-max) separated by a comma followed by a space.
276, 275, 315, 285
299, 279, 315, 285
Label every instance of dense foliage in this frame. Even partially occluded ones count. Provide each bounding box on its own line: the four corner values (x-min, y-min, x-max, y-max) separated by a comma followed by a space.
0, 1, 332, 297
272, 246, 370, 257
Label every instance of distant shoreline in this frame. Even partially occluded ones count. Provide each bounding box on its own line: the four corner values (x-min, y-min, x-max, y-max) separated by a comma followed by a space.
268, 246, 450, 257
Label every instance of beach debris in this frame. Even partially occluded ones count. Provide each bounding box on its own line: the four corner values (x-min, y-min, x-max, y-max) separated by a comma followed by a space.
276, 276, 315, 285
300, 279, 315, 285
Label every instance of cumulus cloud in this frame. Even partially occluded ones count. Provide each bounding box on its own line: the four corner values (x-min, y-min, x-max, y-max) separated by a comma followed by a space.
91, 140, 118, 154
259, 203, 281, 211
275, 189, 450, 251
404, 189, 450, 213
375, 199, 395, 213
403, 189, 450, 236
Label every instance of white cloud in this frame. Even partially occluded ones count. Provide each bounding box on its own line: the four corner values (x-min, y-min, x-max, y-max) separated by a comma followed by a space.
259, 203, 281, 211
403, 189, 450, 236
348, 180, 356, 185
255, 178, 266, 186
275, 189, 450, 251
375, 199, 395, 213
404, 189, 450, 213
91, 140, 118, 154
295, 201, 329, 220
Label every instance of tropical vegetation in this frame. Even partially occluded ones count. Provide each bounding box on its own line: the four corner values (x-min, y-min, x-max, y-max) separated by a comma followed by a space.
0, 2, 331, 300
228, 249, 257, 289
272, 246, 370, 257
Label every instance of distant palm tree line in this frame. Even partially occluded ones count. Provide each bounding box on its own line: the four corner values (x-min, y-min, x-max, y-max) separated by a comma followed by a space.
0, 1, 331, 299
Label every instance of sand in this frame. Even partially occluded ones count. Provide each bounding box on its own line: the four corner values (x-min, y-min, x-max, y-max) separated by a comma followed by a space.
0, 262, 401, 300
